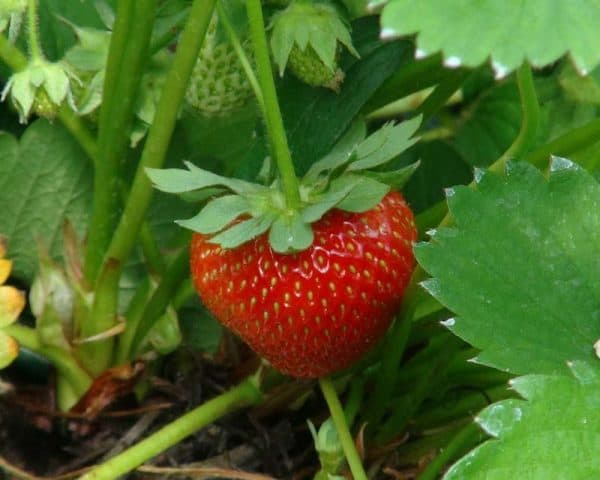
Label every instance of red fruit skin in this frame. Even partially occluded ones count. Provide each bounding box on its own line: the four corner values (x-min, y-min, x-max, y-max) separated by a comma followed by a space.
190, 192, 417, 378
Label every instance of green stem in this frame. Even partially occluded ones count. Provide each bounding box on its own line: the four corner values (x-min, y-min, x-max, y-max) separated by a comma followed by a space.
524, 117, 600, 169
26, 0, 43, 60
319, 377, 368, 480
84, 0, 157, 284
5, 324, 92, 398
493, 62, 540, 172
58, 106, 99, 161
415, 422, 484, 480
0, 33, 27, 70
102, 0, 216, 268
79, 377, 262, 480
217, 2, 265, 116
245, 0, 300, 210
89, 0, 216, 364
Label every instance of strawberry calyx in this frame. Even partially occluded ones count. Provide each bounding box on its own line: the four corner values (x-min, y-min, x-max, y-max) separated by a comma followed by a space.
268, 0, 359, 88
147, 115, 421, 254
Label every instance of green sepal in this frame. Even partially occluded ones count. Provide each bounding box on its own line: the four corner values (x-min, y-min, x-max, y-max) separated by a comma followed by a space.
348, 116, 421, 171
334, 175, 390, 213
303, 116, 420, 184
269, 212, 314, 253
146, 161, 269, 196
209, 213, 277, 249
304, 119, 366, 182
0, 331, 18, 370
269, 0, 359, 76
362, 161, 420, 191
177, 194, 254, 234
308, 418, 345, 476
300, 174, 362, 222
180, 187, 230, 203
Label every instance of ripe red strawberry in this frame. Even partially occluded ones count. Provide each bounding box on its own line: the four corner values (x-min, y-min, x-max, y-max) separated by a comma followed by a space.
190, 191, 417, 378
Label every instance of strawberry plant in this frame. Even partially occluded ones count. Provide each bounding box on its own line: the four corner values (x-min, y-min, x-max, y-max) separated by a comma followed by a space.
0, 0, 599, 479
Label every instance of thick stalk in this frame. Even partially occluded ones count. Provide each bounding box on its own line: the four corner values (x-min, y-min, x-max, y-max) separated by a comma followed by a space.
80, 377, 262, 480
245, 0, 300, 210
101, 0, 216, 268
89, 0, 217, 367
319, 377, 368, 480
84, 0, 157, 284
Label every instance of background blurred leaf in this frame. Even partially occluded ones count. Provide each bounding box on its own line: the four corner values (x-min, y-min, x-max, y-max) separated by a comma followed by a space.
0, 120, 92, 282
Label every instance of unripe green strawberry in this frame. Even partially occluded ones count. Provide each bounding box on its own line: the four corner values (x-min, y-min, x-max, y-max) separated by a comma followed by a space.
269, 0, 358, 90
288, 44, 344, 91
185, 15, 253, 117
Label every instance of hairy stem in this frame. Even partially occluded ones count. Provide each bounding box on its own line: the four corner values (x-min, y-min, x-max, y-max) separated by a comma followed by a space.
319, 377, 368, 480
79, 377, 262, 480
84, 0, 157, 284
26, 0, 43, 60
246, 0, 300, 210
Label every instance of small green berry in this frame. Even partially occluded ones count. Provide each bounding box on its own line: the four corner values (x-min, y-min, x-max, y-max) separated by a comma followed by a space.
288, 44, 344, 91
185, 15, 253, 117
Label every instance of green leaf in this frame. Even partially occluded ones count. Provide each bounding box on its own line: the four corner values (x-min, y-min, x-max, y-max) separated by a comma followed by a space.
176, 195, 252, 234
380, 0, 600, 77
336, 175, 390, 213
349, 116, 421, 171
363, 161, 419, 191
453, 80, 521, 167
415, 160, 600, 376
209, 214, 276, 249
445, 367, 600, 479
0, 121, 92, 281
269, 213, 314, 253
0, 330, 18, 369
